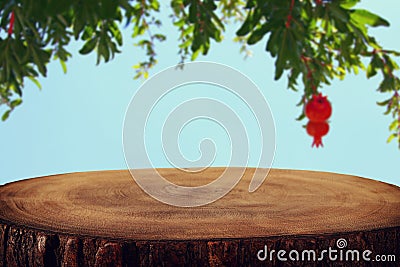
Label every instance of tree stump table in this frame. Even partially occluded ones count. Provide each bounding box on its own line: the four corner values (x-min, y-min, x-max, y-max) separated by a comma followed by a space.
0, 168, 399, 266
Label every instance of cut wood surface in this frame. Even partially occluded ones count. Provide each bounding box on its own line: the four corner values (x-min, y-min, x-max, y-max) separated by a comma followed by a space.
0, 168, 399, 266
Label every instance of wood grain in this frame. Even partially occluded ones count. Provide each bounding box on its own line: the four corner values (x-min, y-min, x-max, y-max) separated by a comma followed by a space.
0, 168, 399, 266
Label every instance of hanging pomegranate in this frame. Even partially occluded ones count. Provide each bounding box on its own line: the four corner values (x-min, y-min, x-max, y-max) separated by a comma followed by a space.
305, 93, 332, 122
306, 121, 330, 148
304, 93, 332, 148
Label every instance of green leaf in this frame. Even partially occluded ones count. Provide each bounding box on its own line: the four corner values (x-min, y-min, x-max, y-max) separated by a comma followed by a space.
275, 29, 288, 80
180, 25, 193, 36
286, 30, 300, 66
173, 19, 185, 27
133, 72, 142, 79
79, 38, 98, 55
247, 23, 272, 45
366, 64, 377, 78
236, 9, 262, 36
59, 60, 67, 74
329, 4, 350, 23
387, 133, 397, 143
73, 17, 85, 39
378, 76, 395, 92
210, 12, 224, 30
10, 99, 22, 108
154, 34, 166, 42
376, 98, 391, 106
266, 29, 281, 57
191, 49, 201, 61
179, 39, 192, 49
383, 54, 399, 70
113, 28, 123, 46
389, 120, 398, 132
150, 0, 160, 11
236, 15, 253, 36
350, 9, 390, 27
31, 48, 47, 77
100, 40, 110, 62
28, 76, 42, 90
340, 0, 360, 9
2, 110, 11, 121
296, 112, 306, 121
369, 54, 384, 70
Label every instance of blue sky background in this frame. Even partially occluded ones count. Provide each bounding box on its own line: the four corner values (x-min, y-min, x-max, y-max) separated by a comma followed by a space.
1, 0, 399, 186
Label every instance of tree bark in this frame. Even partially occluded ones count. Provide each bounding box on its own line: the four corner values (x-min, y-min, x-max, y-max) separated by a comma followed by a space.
0, 168, 399, 266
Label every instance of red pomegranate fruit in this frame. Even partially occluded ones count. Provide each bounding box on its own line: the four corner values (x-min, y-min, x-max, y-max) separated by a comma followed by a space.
306, 121, 329, 148
305, 93, 332, 122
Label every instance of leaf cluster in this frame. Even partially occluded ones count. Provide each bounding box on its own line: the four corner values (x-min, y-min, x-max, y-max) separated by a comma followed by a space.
1, 0, 399, 147
232, 0, 400, 146
0, 0, 133, 120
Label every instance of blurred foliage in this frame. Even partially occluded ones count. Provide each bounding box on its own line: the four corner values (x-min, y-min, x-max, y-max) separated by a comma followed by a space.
0, 0, 399, 147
